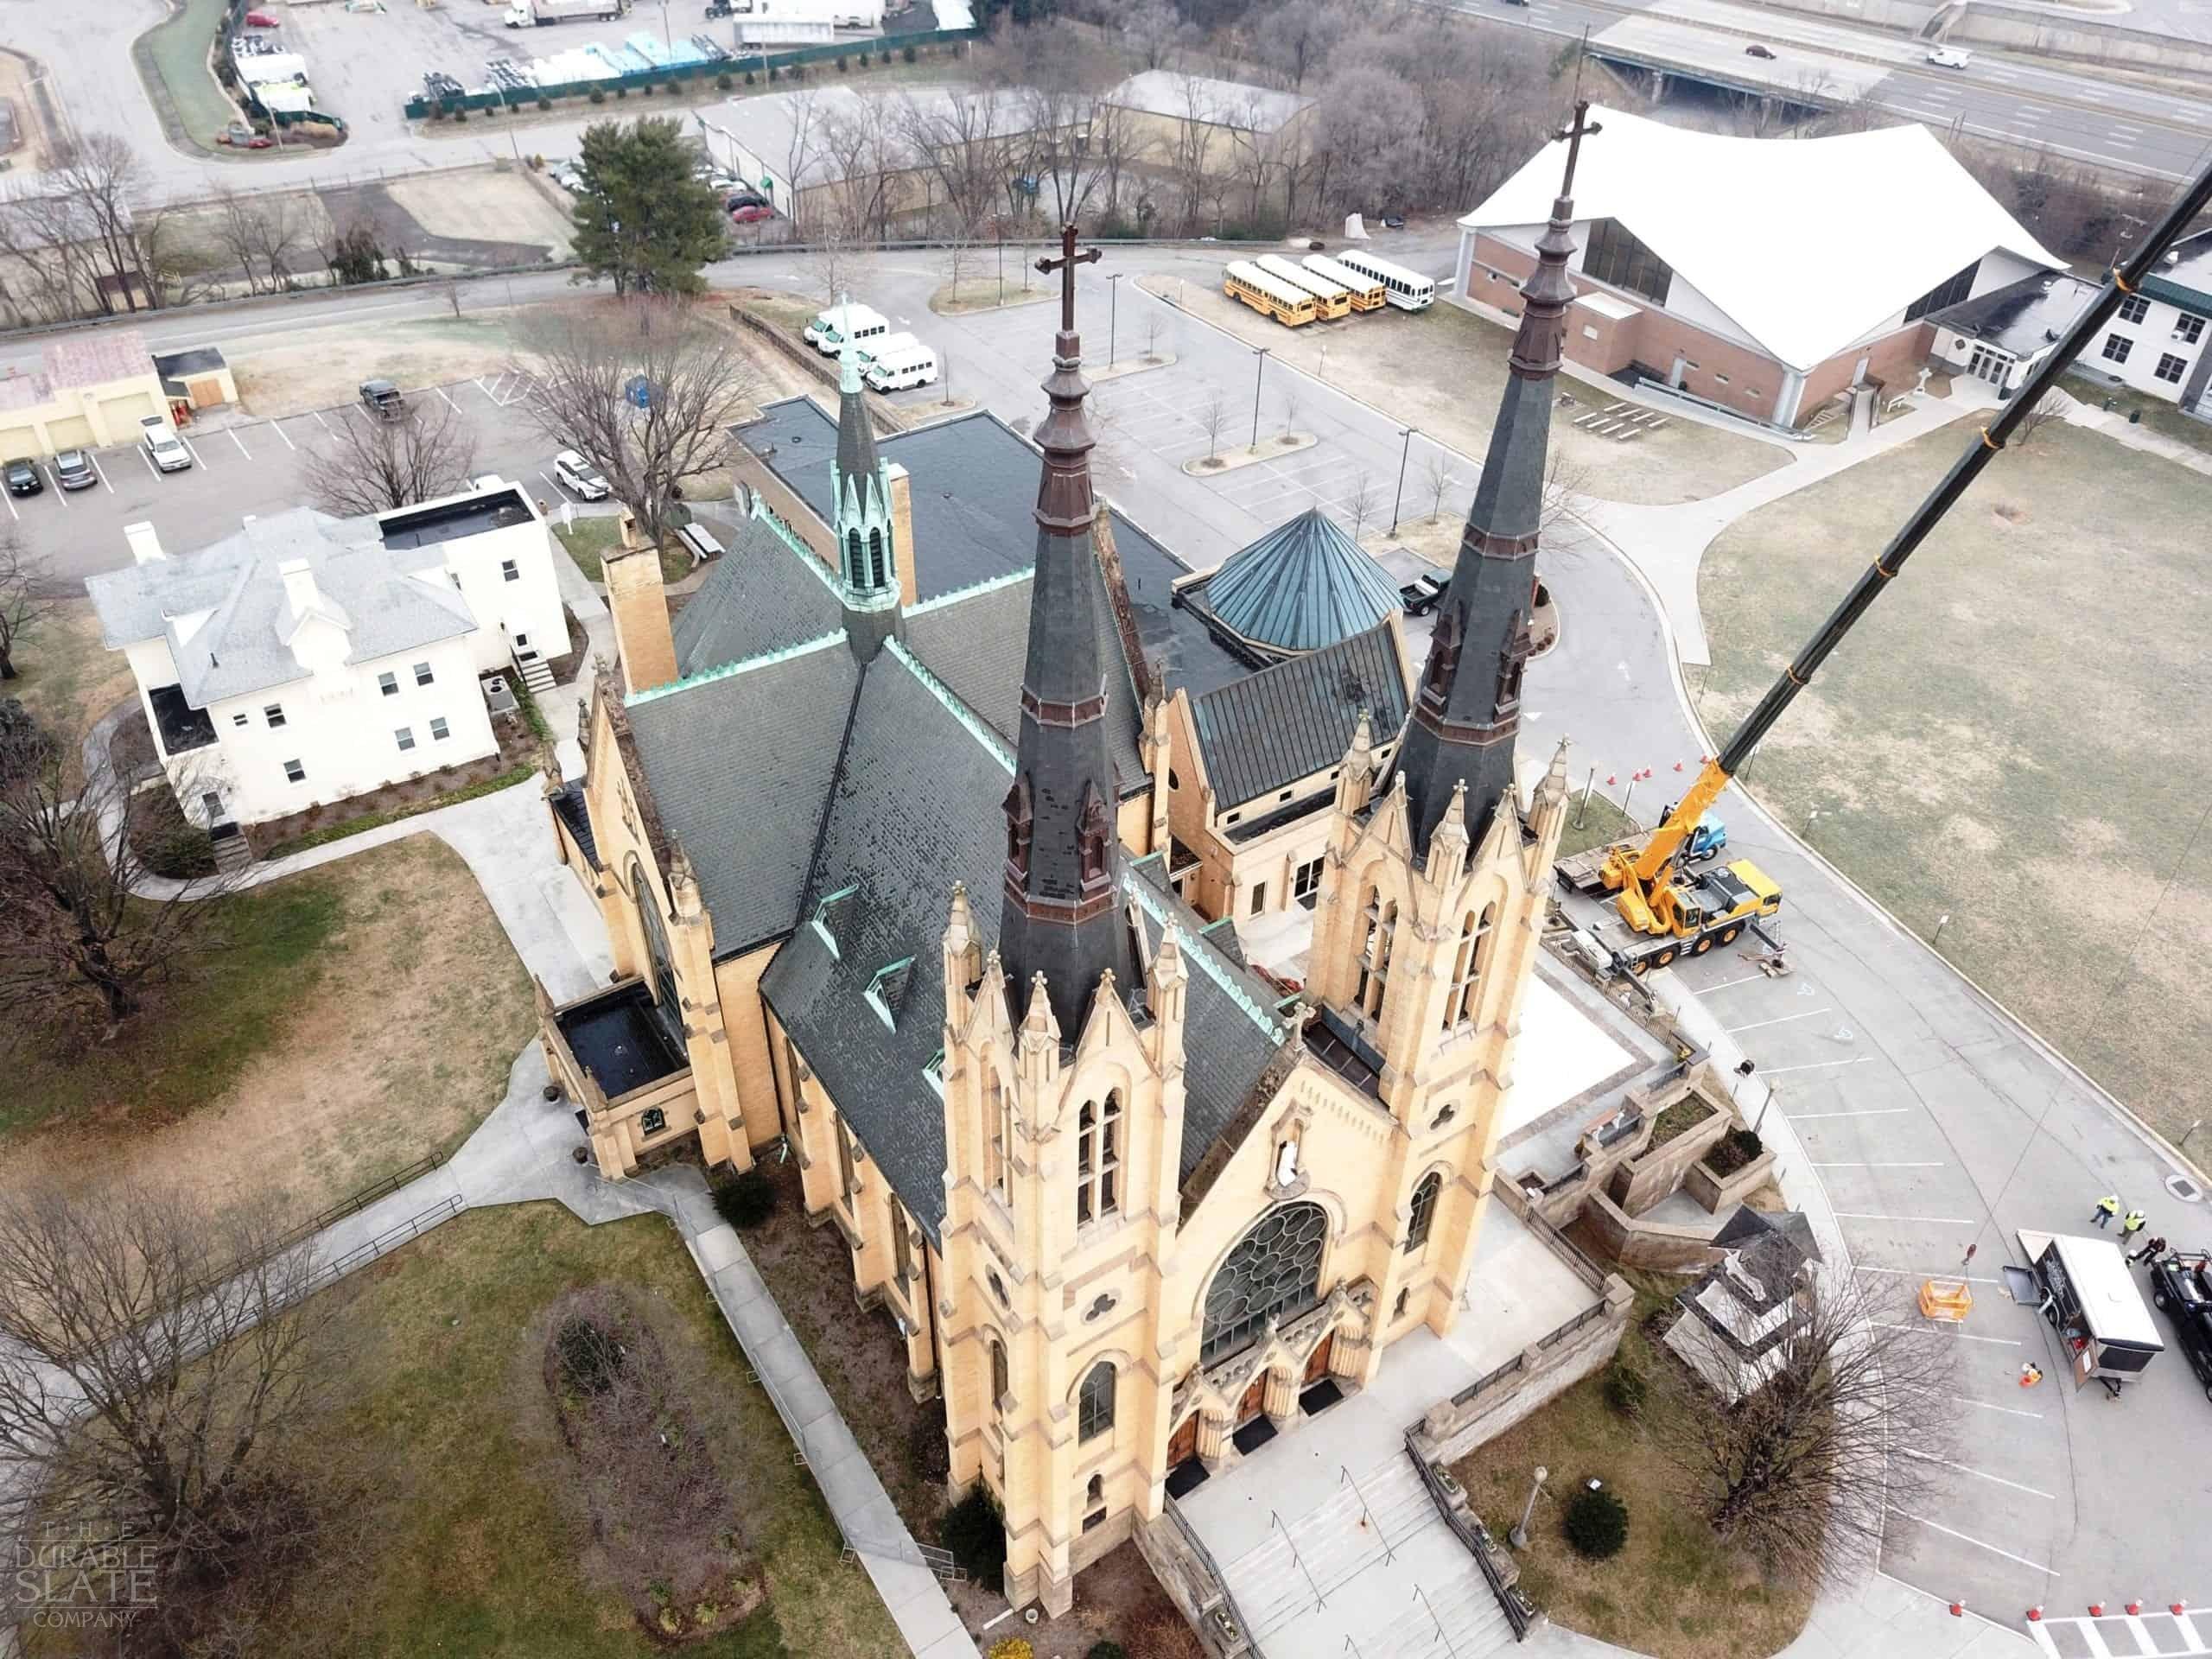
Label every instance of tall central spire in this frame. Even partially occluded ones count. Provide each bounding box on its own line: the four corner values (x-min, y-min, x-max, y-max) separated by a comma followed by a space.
1389, 100, 1595, 861
996, 224, 1132, 1038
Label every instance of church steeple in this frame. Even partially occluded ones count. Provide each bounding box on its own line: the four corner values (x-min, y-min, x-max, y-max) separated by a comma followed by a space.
830, 298, 899, 658
1389, 101, 1595, 861
996, 225, 1133, 1039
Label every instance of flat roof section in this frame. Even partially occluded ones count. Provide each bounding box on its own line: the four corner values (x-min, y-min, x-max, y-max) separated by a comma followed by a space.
1929, 272, 2097, 362
379, 487, 535, 550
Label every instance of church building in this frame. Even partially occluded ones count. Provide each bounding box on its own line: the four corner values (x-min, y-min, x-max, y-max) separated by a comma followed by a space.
537, 187, 1586, 1612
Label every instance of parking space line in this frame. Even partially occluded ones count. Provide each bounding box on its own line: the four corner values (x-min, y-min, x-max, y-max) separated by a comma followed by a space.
1726, 1007, 1833, 1033
1840, 1212, 1977, 1225
1764, 1057, 1872, 1075
311, 410, 334, 435
435, 385, 461, 412
1870, 1321, 2022, 1345
181, 436, 207, 468
1948, 1393, 2044, 1421
1812, 1162, 1947, 1169
137, 447, 160, 480
538, 469, 575, 504
1, 488, 15, 521
1898, 1448, 2054, 1501
1888, 1510, 2056, 1573
1788, 1108, 1911, 1120
229, 429, 251, 460
1693, 972, 1774, 992
90, 454, 113, 493
42, 464, 67, 505
268, 422, 296, 452
1858, 1266, 2003, 1284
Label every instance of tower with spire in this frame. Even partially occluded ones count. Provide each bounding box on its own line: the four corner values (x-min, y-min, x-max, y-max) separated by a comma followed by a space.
830, 298, 902, 658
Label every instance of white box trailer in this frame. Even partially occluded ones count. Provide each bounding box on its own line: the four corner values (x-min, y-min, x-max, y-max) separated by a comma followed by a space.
2013, 1230, 2164, 1395
506, 0, 626, 26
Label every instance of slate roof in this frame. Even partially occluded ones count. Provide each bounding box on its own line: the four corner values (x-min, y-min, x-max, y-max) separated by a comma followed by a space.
1190, 621, 1408, 810
623, 635, 860, 955
735, 401, 1248, 696
86, 509, 478, 708
1713, 1204, 1821, 1265
1184, 507, 1402, 658
904, 571, 1147, 800
756, 646, 1292, 1246
671, 513, 844, 678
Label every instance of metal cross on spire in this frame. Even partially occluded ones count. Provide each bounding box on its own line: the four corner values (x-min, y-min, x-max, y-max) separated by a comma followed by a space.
1553, 98, 1602, 200
1034, 222, 1102, 336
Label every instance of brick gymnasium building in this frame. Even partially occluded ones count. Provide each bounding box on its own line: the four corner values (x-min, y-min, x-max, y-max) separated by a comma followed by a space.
1454, 105, 2065, 429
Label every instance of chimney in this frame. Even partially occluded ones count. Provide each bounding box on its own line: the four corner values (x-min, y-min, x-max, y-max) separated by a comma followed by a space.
123, 521, 166, 566
277, 557, 319, 618
887, 461, 917, 610
603, 509, 679, 694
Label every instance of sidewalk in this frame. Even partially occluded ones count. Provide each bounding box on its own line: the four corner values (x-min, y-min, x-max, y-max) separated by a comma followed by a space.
2059, 399, 2212, 479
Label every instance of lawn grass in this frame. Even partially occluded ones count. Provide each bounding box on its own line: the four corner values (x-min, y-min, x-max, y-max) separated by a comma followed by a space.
1555, 790, 1642, 861
1694, 421, 2211, 1141
132, 0, 242, 149
930, 277, 1055, 315
2062, 368, 2212, 456
555, 518, 690, 584
1451, 1273, 1815, 1659
35, 1203, 897, 1658
1, 837, 532, 1222
7, 600, 138, 740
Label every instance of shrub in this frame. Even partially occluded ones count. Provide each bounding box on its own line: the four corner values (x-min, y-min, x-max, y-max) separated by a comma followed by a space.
857, 49, 870, 66
987, 1641, 1033, 1659
537, 95, 552, 111
836, 54, 849, 71
1603, 1363, 1648, 1418
941, 1488, 1007, 1592
908, 1417, 951, 1484
589, 87, 606, 103
555, 1314, 625, 1395
1087, 1644, 1130, 1659
903, 41, 917, 62
614, 84, 628, 99
1706, 1127, 1764, 1177
767, 64, 779, 80
1564, 1484, 1628, 1560
744, 69, 756, 84
451, 108, 468, 122
711, 1166, 778, 1230
716, 72, 733, 90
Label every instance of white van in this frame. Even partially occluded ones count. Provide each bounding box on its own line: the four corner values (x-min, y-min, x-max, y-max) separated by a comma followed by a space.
864, 340, 939, 392
855, 330, 920, 368
804, 302, 890, 356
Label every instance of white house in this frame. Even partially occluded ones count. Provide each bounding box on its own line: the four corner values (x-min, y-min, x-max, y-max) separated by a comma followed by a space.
2072, 229, 2212, 412
86, 477, 566, 832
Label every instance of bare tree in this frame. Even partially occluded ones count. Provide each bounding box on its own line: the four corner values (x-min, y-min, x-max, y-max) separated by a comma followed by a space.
0, 1182, 360, 1656
1344, 467, 1378, 537
41, 133, 161, 315
1423, 453, 1461, 524
1197, 389, 1228, 461
1167, 73, 1223, 235
0, 531, 59, 682
1540, 450, 1594, 540
816, 93, 904, 244
1142, 312, 1167, 363
512, 302, 763, 552
2012, 391, 2068, 448
1651, 1268, 1952, 1586
1122, 0, 1186, 72
300, 399, 479, 517
0, 705, 240, 1032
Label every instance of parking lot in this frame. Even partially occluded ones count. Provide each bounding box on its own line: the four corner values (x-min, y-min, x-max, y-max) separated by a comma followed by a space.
12, 372, 608, 588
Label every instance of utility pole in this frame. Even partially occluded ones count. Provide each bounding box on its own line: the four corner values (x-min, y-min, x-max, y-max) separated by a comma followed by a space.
1249, 346, 1270, 451
1389, 426, 1414, 536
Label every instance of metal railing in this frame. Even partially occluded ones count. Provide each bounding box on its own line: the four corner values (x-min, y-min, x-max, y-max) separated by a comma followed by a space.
1449, 1302, 1615, 1410
1402, 1440, 1535, 1642
1160, 1495, 1264, 1659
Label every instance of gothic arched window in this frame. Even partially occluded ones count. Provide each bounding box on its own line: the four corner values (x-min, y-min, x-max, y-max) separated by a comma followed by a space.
1076, 1092, 1122, 1226
983, 1068, 1009, 1201
1406, 1172, 1443, 1253
1200, 1201, 1329, 1365
868, 526, 886, 588
1077, 1362, 1116, 1441
846, 528, 866, 589
1444, 905, 1495, 1030
1355, 891, 1396, 1019
989, 1336, 1009, 1413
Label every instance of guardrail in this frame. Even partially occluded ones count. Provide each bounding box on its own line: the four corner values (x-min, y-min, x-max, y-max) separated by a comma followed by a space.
1449, 1300, 1613, 1408
1161, 1495, 1265, 1658
1402, 1439, 1536, 1642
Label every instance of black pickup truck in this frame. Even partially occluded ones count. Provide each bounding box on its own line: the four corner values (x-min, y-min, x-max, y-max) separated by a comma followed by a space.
2147, 1249, 2212, 1402
1400, 571, 1448, 616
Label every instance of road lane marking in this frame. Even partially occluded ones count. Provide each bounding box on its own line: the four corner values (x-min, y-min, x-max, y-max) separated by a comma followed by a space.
1888, 1510, 2056, 1573
1948, 1393, 2043, 1420
1871, 1320, 2021, 1345
1788, 1109, 1910, 1120
229, 429, 251, 459
1726, 1007, 1833, 1033
1897, 1448, 2055, 1500
1764, 1057, 1873, 1075
268, 421, 296, 451
1839, 1213, 1976, 1225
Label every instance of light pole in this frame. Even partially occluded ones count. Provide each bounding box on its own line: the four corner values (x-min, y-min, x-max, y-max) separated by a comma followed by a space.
1249, 346, 1270, 451
1510, 1465, 1548, 1549
1106, 271, 1124, 369
1932, 912, 1950, 947
1389, 426, 1414, 537
658, 0, 673, 51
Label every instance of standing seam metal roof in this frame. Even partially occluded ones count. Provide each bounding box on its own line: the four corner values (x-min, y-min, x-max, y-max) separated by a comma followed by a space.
1191, 622, 1408, 810
1190, 507, 1403, 656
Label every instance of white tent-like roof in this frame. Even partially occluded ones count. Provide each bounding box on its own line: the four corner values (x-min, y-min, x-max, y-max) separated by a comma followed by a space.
1459, 106, 2066, 373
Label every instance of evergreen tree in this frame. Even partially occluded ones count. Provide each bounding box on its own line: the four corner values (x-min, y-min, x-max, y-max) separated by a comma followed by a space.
569, 118, 726, 297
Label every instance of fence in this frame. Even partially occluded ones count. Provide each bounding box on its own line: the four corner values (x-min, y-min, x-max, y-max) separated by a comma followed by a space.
1402, 1440, 1536, 1642
403, 27, 983, 120
1448, 1301, 1614, 1410
1160, 1495, 1265, 1658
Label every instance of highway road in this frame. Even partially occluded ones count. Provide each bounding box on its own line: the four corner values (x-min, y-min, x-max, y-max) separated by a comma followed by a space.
1444, 0, 2212, 181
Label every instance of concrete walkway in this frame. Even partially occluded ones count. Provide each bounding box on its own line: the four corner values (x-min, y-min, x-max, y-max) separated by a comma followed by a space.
2059, 397, 2212, 478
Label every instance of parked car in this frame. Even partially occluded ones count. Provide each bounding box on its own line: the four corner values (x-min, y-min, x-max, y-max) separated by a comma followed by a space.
725, 189, 768, 212
141, 415, 192, 474
53, 449, 98, 491
2148, 1249, 2212, 1402
729, 201, 773, 225
555, 448, 610, 500
217, 124, 274, 149
1400, 572, 1448, 616
554, 165, 586, 194
244, 8, 280, 23
1925, 45, 1972, 67
359, 378, 404, 419
1380, 213, 1407, 230
3, 458, 42, 497
1745, 42, 1777, 58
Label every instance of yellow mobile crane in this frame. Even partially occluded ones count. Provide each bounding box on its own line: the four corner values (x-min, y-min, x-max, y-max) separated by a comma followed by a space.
1560, 150, 2212, 976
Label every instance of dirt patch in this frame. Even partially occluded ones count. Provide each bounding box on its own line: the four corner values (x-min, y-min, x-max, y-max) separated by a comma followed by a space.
1, 836, 532, 1224
949, 1540, 1202, 1653
231, 315, 524, 418
1136, 271, 1789, 507
931, 278, 1056, 315
350, 168, 574, 266
1697, 422, 2212, 1141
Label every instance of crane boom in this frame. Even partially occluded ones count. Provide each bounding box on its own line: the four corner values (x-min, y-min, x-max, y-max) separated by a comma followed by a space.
1603, 149, 2212, 938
